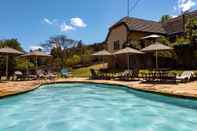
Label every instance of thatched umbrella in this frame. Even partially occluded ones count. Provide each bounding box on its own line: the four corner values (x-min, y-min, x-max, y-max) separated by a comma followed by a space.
141, 42, 173, 69
21, 50, 51, 74
113, 47, 144, 70
92, 50, 112, 68
141, 34, 160, 40
0, 47, 24, 79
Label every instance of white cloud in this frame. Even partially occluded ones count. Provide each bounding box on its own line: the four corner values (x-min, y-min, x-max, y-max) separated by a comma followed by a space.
43, 18, 53, 25
60, 23, 75, 32
171, 15, 178, 18
70, 17, 87, 28
29, 45, 43, 50
43, 17, 87, 32
177, 0, 196, 12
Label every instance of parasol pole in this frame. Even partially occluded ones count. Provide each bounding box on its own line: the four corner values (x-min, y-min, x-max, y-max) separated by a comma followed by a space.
35, 56, 38, 71
103, 56, 105, 69
26, 58, 29, 75
6, 54, 9, 80
128, 54, 130, 71
156, 49, 158, 70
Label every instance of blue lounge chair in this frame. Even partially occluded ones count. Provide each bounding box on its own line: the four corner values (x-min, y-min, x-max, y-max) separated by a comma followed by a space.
60, 68, 70, 78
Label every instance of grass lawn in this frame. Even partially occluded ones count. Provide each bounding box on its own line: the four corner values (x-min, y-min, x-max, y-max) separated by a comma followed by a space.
71, 64, 103, 77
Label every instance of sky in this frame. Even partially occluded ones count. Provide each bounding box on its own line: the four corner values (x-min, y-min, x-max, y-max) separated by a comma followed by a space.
0, 0, 196, 51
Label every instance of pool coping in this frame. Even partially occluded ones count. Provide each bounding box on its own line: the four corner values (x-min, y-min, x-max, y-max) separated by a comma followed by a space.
1, 79, 197, 100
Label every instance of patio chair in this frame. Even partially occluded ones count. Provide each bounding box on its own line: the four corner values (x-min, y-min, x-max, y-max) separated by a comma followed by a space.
26, 73, 37, 80
176, 71, 194, 83
36, 69, 57, 80
116, 70, 133, 81
46, 72, 57, 80
60, 68, 70, 78
14, 71, 25, 81
36, 70, 47, 79
89, 69, 102, 80
130, 69, 139, 80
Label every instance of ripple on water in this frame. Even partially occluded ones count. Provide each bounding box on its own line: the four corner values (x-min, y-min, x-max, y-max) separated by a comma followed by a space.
1, 83, 197, 131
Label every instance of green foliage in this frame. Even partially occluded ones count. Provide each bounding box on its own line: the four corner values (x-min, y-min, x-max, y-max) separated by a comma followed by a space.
0, 39, 24, 74
88, 42, 105, 52
42, 35, 96, 70
185, 17, 197, 43
173, 36, 190, 46
124, 40, 141, 49
131, 40, 141, 49
80, 47, 93, 65
173, 43, 195, 68
65, 55, 81, 67
41, 35, 79, 69
0, 39, 23, 51
15, 58, 35, 70
158, 36, 170, 45
41, 35, 77, 52
160, 15, 171, 23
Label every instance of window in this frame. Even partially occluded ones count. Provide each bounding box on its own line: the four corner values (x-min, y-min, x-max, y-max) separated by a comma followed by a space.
113, 41, 120, 50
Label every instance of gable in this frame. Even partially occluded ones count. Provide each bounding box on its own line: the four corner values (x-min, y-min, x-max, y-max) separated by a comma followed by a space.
106, 24, 128, 52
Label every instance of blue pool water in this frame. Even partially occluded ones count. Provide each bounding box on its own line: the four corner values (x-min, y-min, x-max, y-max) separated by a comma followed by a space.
1, 83, 197, 131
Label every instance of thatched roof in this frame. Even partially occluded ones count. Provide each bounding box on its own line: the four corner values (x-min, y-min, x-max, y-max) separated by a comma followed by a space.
21, 50, 51, 57
141, 42, 173, 52
113, 47, 144, 55
92, 50, 112, 56
111, 17, 166, 34
141, 34, 160, 39
0, 47, 23, 55
110, 10, 197, 36
162, 10, 197, 35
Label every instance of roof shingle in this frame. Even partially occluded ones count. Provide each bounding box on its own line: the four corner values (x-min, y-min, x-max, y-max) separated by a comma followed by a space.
110, 10, 197, 36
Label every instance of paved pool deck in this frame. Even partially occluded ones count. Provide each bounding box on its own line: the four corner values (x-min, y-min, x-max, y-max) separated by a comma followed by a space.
1, 78, 197, 99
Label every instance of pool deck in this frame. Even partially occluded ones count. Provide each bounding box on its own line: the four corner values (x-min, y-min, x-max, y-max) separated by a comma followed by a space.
0, 80, 41, 98
1, 78, 197, 99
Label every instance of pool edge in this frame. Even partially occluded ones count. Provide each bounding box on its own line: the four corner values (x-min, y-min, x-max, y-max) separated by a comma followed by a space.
1, 80, 197, 100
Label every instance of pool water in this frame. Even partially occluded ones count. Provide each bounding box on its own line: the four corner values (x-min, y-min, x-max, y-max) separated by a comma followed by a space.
1, 83, 197, 131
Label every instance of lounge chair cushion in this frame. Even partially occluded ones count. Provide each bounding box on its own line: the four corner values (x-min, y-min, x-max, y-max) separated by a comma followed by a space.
176, 71, 194, 80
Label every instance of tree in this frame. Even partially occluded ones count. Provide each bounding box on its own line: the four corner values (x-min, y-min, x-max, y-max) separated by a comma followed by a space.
65, 55, 81, 67
160, 15, 171, 23
0, 39, 24, 76
158, 36, 170, 45
41, 35, 78, 52
185, 17, 197, 45
15, 58, 35, 71
0, 39, 23, 51
41, 35, 79, 69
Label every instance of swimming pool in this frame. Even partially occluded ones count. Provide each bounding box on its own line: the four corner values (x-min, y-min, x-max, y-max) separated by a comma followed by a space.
1, 83, 197, 131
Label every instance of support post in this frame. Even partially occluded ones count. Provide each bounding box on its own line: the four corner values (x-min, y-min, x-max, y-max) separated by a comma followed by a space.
128, 54, 130, 71
6, 55, 9, 80
156, 50, 158, 70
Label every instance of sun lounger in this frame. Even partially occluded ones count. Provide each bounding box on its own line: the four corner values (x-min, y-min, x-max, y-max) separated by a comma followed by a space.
60, 68, 71, 78
176, 71, 194, 83
89, 69, 110, 80
36, 70, 44, 79
89, 69, 100, 80
116, 70, 133, 81
36, 70, 57, 80
46, 72, 57, 80
141, 70, 176, 82
14, 71, 25, 80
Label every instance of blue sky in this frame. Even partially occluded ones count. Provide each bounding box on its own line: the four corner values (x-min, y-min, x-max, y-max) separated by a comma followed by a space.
0, 0, 196, 51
